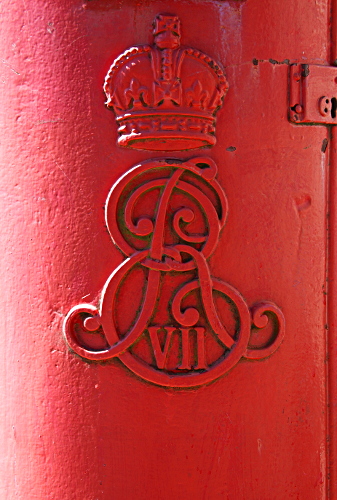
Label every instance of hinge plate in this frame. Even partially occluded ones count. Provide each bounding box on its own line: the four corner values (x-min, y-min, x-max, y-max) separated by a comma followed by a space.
289, 63, 337, 125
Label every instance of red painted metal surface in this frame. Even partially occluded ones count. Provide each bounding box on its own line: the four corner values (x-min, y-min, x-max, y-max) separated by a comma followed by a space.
0, 0, 332, 498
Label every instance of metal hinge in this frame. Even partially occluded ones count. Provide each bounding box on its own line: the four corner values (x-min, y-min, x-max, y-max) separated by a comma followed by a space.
289, 63, 337, 124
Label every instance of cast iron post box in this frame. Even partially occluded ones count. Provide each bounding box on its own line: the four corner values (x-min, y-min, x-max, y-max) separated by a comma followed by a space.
0, 1, 335, 498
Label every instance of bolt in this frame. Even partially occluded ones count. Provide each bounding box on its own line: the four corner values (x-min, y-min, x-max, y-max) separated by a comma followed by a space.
294, 104, 303, 113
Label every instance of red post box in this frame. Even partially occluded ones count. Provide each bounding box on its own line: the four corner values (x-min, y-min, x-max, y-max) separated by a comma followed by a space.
0, 0, 333, 498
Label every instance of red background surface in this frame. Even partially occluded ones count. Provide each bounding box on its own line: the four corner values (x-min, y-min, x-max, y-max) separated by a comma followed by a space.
0, 0, 330, 498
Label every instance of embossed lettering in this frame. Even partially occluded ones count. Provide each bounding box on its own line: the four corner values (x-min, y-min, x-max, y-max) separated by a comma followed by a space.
178, 328, 207, 371
64, 156, 285, 387
179, 328, 191, 370
195, 328, 207, 370
147, 327, 207, 371
148, 327, 175, 369
64, 157, 285, 387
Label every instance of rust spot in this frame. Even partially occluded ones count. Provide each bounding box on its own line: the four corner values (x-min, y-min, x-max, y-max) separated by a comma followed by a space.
302, 64, 310, 77
165, 158, 184, 164
269, 58, 290, 65
321, 138, 328, 153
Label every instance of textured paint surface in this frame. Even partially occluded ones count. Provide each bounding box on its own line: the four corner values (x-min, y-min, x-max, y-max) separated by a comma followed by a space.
0, 0, 330, 498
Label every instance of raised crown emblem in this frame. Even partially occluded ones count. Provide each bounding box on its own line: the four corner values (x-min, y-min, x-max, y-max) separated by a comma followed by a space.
104, 14, 229, 151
